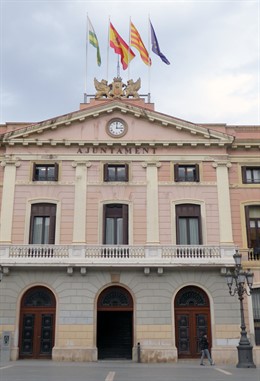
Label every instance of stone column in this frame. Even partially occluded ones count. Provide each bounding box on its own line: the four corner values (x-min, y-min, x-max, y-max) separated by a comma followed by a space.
213, 161, 233, 245
0, 159, 20, 243
72, 161, 91, 243
142, 162, 161, 244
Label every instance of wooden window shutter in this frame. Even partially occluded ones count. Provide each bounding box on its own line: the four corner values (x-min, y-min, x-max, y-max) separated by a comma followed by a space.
241, 167, 247, 183
102, 205, 107, 243
195, 164, 200, 182
122, 204, 129, 244
125, 164, 129, 181
174, 164, 179, 182
54, 163, 59, 181
245, 206, 251, 247
32, 163, 37, 181
104, 164, 109, 182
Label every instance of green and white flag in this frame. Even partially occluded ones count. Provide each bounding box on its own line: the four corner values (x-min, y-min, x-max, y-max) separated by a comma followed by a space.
88, 17, 101, 66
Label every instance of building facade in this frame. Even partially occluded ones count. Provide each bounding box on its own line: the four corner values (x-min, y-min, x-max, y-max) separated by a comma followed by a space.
0, 78, 259, 364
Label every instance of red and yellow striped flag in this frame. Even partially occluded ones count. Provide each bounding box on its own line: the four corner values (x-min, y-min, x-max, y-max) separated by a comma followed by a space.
109, 22, 135, 70
130, 21, 151, 66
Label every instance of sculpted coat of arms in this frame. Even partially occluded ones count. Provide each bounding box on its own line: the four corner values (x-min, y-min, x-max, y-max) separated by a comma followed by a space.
94, 77, 141, 99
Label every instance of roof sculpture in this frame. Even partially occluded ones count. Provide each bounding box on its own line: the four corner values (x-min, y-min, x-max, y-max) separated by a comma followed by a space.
94, 77, 141, 99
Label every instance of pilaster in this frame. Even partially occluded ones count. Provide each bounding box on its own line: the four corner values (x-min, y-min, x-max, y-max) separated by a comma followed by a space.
142, 162, 161, 244
0, 159, 20, 243
212, 160, 233, 245
71, 161, 91, 243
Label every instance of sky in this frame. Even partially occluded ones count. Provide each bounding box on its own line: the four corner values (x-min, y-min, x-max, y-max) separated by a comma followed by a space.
1, 0, 259, 126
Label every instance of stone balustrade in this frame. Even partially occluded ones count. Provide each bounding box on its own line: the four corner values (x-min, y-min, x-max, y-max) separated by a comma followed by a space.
0, 244, 237, 268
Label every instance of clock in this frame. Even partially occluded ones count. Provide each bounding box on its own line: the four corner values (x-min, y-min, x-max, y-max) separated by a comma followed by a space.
106, 119, 127, 137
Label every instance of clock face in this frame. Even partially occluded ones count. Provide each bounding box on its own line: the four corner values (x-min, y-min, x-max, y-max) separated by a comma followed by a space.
107, 119, 127, 137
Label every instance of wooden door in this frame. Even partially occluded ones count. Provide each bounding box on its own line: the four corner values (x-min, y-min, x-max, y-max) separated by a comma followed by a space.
19, 287, 56, 359
175, 310, 210, 358
175, 286, 211, 358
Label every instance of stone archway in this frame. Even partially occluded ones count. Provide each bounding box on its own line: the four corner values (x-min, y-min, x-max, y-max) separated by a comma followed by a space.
97, 286, 133, 360
19, 286, 56, 359
175, 286, 211, 358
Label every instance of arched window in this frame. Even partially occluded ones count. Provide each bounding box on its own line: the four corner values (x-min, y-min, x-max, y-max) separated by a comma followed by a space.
22, 286, 56, 307
175, 286, 209, 307
98, 286, 133, 310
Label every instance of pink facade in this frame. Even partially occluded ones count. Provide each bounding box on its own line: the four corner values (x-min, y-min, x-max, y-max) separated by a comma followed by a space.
0, 91, 259, 364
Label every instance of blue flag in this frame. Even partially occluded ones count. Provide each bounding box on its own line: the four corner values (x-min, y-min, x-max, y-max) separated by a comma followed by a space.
150, 21, 170, 65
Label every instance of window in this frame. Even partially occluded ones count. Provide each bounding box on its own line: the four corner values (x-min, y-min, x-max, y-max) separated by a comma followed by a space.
245, 206, 260, 254
29, 203, 56, 244
176, 204, 202, 244
104, 164, 129, 182
252, 289, 260, 345
33, 163, 58, 181
103, 204, 128, 244
174, 164, 199, 182
242, 167, 260, 184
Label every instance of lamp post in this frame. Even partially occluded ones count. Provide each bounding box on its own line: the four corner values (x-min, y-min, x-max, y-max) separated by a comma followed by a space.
226, 250, 256, 368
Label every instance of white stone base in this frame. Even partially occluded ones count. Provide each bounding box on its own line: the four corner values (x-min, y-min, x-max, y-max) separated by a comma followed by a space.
10, 347, 19, 361
52, 347, 97, 362
135, 346, 178, 363
211, 347, 238, 365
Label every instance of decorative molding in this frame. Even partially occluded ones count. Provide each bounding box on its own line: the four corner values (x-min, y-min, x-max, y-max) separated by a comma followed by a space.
1, 159, 21, 167
80, 267, 87, 276
212, 161, 232, 169
72, 161, 92, 168
142, 162, 161, 168
157, 267, 164, 276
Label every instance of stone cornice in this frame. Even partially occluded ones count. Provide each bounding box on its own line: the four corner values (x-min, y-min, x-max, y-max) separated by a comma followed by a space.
1, 139, 235, 148
1, 100, 234, 143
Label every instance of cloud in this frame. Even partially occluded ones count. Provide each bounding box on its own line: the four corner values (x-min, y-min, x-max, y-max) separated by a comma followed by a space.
201, 74, 258, 122
1, 1, 259, 125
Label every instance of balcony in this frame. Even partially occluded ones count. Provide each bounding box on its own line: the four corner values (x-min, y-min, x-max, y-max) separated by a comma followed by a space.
241, 248, 260, 269
0, 244, 236, 269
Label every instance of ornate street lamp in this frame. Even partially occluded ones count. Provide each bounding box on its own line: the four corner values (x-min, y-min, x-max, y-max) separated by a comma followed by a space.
226, 250, 256, 368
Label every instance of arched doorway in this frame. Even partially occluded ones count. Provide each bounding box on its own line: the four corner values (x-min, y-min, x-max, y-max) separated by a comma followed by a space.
97, 286, 133, 360
175, 286, 211, 359
19, 286, 56, 359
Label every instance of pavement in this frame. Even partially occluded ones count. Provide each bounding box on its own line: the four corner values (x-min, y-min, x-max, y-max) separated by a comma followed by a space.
0, 360, 259, 381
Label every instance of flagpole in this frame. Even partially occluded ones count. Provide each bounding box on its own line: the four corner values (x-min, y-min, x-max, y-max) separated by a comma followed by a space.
84, 15, 89, 103
107, 17, 110, 81
148, 16, 151, 103
117, 56, 120, 78
128, 16, 131, 80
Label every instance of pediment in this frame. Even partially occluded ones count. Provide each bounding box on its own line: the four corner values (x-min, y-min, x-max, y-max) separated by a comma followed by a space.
2, 99, 234, 147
